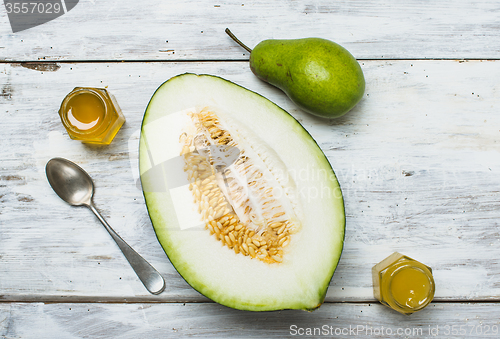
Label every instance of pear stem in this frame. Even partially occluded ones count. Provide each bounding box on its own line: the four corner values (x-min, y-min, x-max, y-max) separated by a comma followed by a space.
225, 28, 253, 53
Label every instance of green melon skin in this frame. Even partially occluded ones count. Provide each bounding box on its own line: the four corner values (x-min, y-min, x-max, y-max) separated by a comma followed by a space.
139, 73, 345, 311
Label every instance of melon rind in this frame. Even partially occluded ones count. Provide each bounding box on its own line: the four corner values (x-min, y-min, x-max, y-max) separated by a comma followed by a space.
139, 73, 345, 311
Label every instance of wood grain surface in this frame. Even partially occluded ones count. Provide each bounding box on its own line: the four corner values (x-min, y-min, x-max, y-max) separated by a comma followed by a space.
1, 0, 500, 337
1, 0, 500, 61
2, 60, 499, 303
2, 302, 500, 338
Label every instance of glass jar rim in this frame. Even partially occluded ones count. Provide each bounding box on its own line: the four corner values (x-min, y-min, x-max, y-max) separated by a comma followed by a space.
384, 262, 435, 312
59, 88, 111, 137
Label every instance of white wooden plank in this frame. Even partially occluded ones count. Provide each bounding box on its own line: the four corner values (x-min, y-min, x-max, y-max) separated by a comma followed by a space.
1, 60, 499, 302
1, 0, 500, 61
1, 302, 500, 338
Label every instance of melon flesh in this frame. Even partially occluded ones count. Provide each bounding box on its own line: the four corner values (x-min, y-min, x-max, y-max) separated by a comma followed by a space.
139, 73, 345, 311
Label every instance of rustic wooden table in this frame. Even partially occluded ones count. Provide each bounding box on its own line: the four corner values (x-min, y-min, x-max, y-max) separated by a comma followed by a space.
1, 0, 499, 338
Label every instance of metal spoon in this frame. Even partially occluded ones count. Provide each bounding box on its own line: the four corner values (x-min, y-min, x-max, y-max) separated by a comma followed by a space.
45, 157, 165, 295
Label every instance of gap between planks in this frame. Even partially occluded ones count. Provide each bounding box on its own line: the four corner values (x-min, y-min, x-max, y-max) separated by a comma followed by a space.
1, 58, 500, 65
1, 298, 499, 304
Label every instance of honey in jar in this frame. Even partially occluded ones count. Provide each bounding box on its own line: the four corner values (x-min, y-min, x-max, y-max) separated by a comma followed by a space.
59, 87, 125, 145
372, 252, 435, 315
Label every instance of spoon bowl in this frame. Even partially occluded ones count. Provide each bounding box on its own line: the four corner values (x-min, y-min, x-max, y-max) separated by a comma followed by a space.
45, 157, 165, 295
46, 158, 94, 206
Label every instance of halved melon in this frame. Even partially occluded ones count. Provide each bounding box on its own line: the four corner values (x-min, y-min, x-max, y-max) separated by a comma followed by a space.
139, 73, 345, 311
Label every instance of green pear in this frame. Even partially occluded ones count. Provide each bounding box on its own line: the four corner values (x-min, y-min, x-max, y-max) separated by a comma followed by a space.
226, 29, 365, 118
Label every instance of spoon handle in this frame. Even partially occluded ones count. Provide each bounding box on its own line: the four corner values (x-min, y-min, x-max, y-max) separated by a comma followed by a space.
89, 203, 166, 295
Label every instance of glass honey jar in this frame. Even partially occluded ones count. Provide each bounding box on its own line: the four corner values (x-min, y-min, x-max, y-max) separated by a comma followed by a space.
372, 252, 435, 315
59, 87, 125, 145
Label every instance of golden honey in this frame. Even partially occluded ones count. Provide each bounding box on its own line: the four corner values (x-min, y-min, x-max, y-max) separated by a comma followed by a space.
59, 87, 125, 144
372, 252, 435, 315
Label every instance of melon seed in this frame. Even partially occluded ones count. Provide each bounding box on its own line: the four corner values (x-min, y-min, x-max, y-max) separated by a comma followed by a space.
180, 109, 299, 264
